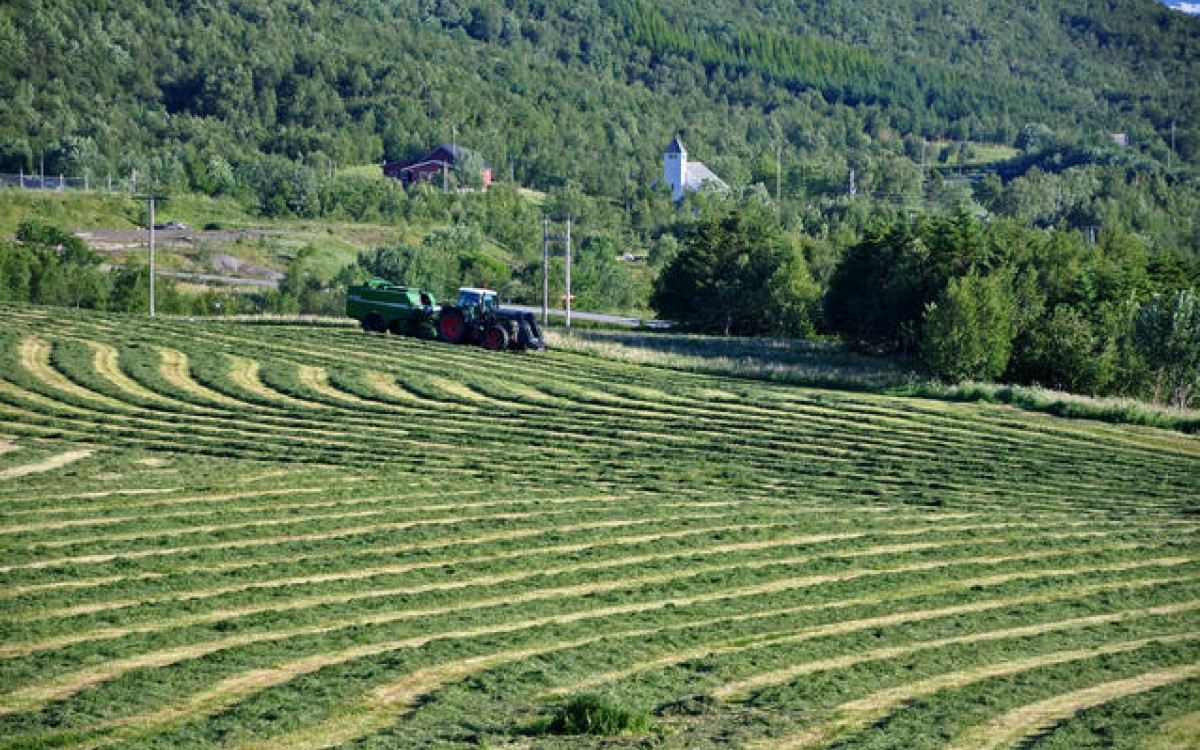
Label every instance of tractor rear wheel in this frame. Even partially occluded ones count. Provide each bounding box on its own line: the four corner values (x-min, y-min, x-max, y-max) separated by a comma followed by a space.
482, 324, 510, 351
362, 313, 386, 333
437, 308, 468, 344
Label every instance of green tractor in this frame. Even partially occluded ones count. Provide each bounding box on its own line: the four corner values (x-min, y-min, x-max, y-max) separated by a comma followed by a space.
346, 278, 439, 337
347, 280, 546, 351
436, 287, 547, 351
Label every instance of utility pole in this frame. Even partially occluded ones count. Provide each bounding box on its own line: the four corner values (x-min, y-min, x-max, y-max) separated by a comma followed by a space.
148, 195, 156, 317
540, 215, 572, 329
135, 194, 165, 317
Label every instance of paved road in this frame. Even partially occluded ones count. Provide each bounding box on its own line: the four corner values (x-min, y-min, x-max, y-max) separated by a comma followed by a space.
159, 271, 279, 287
504, 305, 671, 329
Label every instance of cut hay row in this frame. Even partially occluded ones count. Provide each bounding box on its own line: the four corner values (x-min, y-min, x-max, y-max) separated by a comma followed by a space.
11, 518, 1036, 619
5, 525, 1135, 640
87, 342, 178, 408
546, 581, 1200, 697
154, 346, 250, 408
2, 543, 1188, 713
759, 641, 1199, 749
51, 312, 1176, 470
11, 338, 844, 472
0, 448, 95, 481
261, 324, 1200, 461
45, 594, 1198, 750
946, 662, 1200, 750
4, 326, 1180, 508
0, 305, 1196, 749
0, 376, 1147, 518
713, 601, 1200, 700
5, 562, 1191, 727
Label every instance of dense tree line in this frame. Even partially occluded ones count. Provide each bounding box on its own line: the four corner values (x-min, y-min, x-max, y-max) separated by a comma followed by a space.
644, 194, 1197, 407
651, 203, 817, 337
818, 212, 1199, 406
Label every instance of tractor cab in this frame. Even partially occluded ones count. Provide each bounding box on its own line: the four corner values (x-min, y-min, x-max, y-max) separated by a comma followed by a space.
456, 287, 499, 312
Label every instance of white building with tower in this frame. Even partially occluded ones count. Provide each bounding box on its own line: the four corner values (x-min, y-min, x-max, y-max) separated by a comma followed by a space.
663, 136, 727, 201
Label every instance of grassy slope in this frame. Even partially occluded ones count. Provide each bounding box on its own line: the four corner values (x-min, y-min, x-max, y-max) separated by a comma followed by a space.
0, 303, 1195, 749
0, 189, 480, 284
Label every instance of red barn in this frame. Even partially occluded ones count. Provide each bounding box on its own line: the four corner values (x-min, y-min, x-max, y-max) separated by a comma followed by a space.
382, 144, 493, 190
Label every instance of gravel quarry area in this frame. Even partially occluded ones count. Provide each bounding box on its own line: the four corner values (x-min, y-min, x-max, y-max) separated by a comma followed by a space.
73, 228, 284, 287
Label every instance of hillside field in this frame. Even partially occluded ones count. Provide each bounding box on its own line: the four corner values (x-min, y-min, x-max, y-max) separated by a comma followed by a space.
0, 303, 1197, 749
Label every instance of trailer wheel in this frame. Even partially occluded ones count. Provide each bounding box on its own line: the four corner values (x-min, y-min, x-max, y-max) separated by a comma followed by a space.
362, 313, 386, 333
438, 308, 468, 344
482, 324, 510, 351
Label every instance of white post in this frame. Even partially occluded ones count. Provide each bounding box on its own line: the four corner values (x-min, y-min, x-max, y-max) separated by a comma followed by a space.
148, 196, 156, 318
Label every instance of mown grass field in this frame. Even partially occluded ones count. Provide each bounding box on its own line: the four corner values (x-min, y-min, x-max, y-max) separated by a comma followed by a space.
0, 302, 1197, 750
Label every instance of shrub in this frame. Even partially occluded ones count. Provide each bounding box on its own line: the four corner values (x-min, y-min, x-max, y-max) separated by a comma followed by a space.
543, 694, 651, 736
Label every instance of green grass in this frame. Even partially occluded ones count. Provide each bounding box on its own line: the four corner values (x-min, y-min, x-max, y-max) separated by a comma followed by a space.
0, 301, 1195, 750
0, 190, 454, 284
0, 190, 142, 236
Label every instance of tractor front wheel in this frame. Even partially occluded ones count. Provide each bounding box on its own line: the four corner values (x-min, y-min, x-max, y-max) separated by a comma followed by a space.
482, 324, 510, 351
438, 308, 468, 344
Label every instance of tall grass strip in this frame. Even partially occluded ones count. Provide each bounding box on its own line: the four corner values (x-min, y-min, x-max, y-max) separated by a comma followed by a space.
759, 636, 1200, 750
947, 662, 1200, 750
714, 599, 1200, 699
5, 552, 1180, 715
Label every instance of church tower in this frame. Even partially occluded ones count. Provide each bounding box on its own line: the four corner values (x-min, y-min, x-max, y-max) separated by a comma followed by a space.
664, 136, 687, 201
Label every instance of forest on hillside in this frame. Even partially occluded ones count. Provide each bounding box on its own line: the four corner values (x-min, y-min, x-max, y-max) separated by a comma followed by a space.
2, 0, 1198, 189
